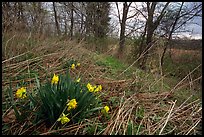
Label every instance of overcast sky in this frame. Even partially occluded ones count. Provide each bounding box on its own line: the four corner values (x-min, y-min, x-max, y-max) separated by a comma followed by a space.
110, 2, 202, 39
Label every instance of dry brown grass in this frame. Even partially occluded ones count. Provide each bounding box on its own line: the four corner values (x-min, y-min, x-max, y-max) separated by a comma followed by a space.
169, 48, 202, 63
2, 32, 202, 135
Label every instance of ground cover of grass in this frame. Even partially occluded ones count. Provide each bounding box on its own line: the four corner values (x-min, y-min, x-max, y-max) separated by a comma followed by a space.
2, 33, 202, 135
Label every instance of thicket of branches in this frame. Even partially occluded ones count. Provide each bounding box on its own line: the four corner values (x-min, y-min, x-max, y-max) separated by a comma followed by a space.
2, 2, 202, 69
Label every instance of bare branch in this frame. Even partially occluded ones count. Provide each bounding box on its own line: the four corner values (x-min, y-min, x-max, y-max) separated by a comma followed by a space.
115, 2, 122, 25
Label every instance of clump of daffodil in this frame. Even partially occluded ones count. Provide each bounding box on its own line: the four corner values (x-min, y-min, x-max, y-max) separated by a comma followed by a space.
51, 73, 59, 84
76, 78, 81, 83
67, 99, 77, 111
16, 87, 27, 99
101, 105, 110, 114
57, 113, 70, 124
86, 83, 102, 93
71, 64, 75, 69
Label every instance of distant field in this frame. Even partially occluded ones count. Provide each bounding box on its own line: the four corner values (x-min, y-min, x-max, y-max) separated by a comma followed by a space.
170, 39, 202, 50
168, 48, 202, 63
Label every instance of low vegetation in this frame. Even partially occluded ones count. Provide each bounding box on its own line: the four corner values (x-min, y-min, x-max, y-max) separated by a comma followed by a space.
2, 1, 202, 135
2, 33, 202, 135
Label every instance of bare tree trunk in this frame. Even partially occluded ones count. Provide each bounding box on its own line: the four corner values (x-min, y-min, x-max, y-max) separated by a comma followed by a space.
138, 22, 147, 60
53, 2, 60, 36
80, 13, 84, 40
139, 2, 156, 70
70, 2, 74, 40
85, 3, 92, 39
37, 2, 43, 36
64, 14, 67, 36
117, 2, 131, 59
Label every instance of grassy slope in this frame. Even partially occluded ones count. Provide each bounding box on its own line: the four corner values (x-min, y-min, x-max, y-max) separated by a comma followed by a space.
2, 34, 202, 135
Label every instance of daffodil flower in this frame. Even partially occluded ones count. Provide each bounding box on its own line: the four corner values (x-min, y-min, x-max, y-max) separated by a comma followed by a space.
87, 83, 102, 93
67, 99, 77, 111
16, 87, 27, 99
94, 85, 102, 92
76, 63, 80, 67
104, 106, 110, 113
76, 78, 81, 83
57, 113, 70, 124
71, 64, 75, 69
86, 83, 94, 92
51, 73, 59, 85
101, 105, 110, 114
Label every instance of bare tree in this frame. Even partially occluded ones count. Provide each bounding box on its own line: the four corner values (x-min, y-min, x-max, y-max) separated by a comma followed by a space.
138, 2, 169, 70
53, 2, 60, 35
160, 2, 184, 69
159, 2, 202, 71
116, 2, 132, 59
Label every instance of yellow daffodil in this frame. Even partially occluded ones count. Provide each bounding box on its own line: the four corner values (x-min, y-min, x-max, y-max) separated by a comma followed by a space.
86, 83, 94, 92
16, 87, 27, 99
51, 73, 59, 85
67, 99, 77, 111
104, 106, 110, 113
101, 105, 110, 114
76, 78, 81, 83
87, 83, 102, 93
71, 64, 75, 69
57, 113, 70, 124
76, 63, 80, 67
94, 85, 102, 92
98, 85, 102, 90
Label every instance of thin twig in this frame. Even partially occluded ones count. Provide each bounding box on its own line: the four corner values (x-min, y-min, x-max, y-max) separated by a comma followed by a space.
159, 100, 177, 135
185, 118, 201, 135
2, 51, 31, 64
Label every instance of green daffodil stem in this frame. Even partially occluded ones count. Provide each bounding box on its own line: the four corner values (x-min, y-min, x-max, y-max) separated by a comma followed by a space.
8, 79, 21, 120
48, 99, 70, 131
